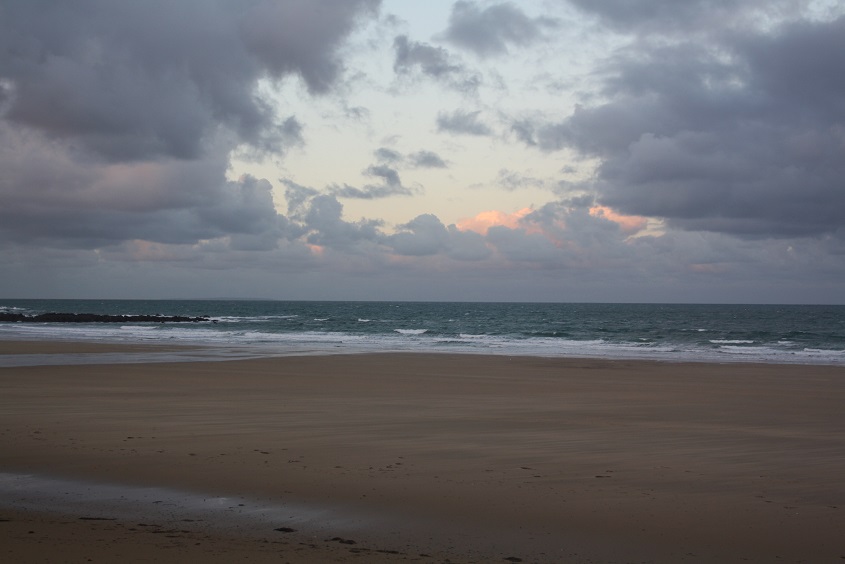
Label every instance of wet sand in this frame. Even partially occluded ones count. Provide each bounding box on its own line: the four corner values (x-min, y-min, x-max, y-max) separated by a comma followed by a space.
1, 341, 844, 562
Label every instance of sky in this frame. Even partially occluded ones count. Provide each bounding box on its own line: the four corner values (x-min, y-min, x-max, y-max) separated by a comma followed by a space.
1, 0, 844, 303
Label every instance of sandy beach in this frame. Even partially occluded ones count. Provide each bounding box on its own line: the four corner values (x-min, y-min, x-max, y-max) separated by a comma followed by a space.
1, 341, 844, 563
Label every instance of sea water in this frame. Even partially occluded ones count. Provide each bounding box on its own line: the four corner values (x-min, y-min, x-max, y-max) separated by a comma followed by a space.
1, 300, 844, 365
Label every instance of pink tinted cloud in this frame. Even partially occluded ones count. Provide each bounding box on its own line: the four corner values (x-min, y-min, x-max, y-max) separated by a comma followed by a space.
455, 208, 535, 235
588, 205, 648, 235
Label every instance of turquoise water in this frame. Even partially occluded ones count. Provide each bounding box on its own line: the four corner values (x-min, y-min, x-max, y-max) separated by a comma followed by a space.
1, 300, 844, 365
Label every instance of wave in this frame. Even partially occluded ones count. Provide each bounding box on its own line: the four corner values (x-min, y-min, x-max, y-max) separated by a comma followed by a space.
3, 300, 844, 366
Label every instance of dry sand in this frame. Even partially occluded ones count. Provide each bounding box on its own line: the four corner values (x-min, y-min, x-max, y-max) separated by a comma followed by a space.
1, 341, 844, 563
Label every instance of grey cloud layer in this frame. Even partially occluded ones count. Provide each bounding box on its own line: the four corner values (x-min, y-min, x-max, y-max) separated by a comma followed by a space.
0, 0, 378, 161
392, 35, 481, 93
328, 164, 419, 199
0, 129, 286, 248
436, 109, 493, 136
375, 147, 448, 169
568, 0, 809, 35
441, 1, 559, 57
0, 0, 380, 249
520, 13, 845, 238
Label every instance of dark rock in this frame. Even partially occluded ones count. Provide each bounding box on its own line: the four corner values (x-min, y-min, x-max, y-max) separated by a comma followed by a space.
0, 313, 26, 322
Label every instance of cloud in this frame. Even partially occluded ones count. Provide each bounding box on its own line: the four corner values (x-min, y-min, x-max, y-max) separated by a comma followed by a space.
485, 224, 561, 263
392, 35, 457, 78
0, 0, 379, 162
588, 206, 648, 235
279, 180, 389, 254
235, 115, 305, 162
519, 15, 845, 239
299, 194, 383, 251
277, 188, 493, 262
2, 1, 843, 302
436, 109, 493, 136
328, 164, 419, 199
0, 127, 286, 248
441, 1, 559, 57
495, 169, 548, 191
285, 191, 648, 268
374, 147, 403, 164
567, 0, 807, 36
510, 119, 538, 147
456, 208, 534, 235
392, 35, 481, 92
373, 147, 448, 169
451, 200, 654, 270
408, 150, 448, 168
365, 164, 402, 188
0, 0, 382, 254
239, 0, 381, 95
387, 214, 450, 256
387, 214, 491, 260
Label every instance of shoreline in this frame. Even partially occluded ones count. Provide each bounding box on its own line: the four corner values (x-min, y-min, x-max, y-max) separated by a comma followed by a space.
2, 341, 845, 562
1, 336, 843, 368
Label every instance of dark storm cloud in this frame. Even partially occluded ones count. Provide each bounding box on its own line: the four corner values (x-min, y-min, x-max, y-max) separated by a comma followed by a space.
436, 109, 493, 136
392, 35, 481, 93
441, 1, 559, 57
0, 0, 381, 249
522, 14, 845, 238
0, 136, 285, 248
0, 0, 378, 161
239, 0, 380, 95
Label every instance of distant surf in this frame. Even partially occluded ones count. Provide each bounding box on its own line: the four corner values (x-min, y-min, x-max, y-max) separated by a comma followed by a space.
1, 300, 843, 365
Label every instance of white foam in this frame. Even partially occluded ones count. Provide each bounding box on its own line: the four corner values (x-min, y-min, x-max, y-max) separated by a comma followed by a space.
3, 317, 844, 366
800, 348, 845, 357
719, 345, 782, 356
211, 315, 296, 323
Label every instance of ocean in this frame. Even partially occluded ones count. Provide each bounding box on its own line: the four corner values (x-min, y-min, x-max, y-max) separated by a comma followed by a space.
1, 299, 844, 365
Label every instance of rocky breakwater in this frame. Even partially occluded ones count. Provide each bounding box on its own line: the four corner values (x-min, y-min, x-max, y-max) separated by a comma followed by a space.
0, 312, 210, 323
